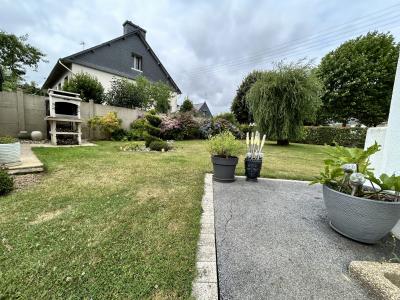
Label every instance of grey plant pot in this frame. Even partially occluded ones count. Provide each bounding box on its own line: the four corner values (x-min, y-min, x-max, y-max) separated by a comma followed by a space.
211, 155, 238, 183
323, 185, 400, 244
0, 142, 21, 165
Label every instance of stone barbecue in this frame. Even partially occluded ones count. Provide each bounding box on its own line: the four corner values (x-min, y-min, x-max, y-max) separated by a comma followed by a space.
45, 89, 82, 145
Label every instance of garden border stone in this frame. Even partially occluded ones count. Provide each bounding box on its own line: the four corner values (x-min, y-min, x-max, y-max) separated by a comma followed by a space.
192, 173, 218, 300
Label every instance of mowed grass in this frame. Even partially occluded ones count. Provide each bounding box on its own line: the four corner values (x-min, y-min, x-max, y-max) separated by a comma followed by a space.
0, 140, 328, 298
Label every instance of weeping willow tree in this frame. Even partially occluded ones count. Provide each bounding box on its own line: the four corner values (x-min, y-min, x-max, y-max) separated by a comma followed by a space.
246, 62, 322, 145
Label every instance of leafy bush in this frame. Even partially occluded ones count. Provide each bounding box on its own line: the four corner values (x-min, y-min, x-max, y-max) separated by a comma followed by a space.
213, 112, 238, 125
151, 81, 172, 113
145, 113, 162, 127
130, 118, 160, 138
180, 97, 194, 112
144, 134, 162, 148
199, 119, 243, 139
63, 72, 104, 103
297, 126, 367, 148
207, 131, 242, 158
176, 113, 200, 139
311, 142, 400, 201
126, 129, 143, 141
110, 128, 128, 141
238, 124, 252, 135
160, 115, 182, 140
159, 113, 200, 140
149, 140, 171, 151
88, 112, 122, 139
0, 169, 13, 196
0, 136, 18, 144
104, 77, 151, 109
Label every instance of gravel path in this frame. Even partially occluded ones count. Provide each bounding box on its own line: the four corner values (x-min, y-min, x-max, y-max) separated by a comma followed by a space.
214, 178, 399, 300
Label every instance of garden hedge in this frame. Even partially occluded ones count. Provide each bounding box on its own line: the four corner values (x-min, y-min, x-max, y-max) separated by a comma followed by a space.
297, 126, 367, 148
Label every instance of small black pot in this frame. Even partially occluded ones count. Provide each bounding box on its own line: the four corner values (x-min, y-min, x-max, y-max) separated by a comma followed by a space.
245, 157, 263, 181
211, 155, 239, 182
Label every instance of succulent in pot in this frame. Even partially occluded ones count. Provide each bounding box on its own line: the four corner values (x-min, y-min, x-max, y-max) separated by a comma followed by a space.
245, 131, 266, 181
208, 131, 241, 182
0, 136, 21, 165
311, 142, 400, 244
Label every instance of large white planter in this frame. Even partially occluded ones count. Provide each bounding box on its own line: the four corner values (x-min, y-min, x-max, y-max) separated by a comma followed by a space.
0, 142, 21, 165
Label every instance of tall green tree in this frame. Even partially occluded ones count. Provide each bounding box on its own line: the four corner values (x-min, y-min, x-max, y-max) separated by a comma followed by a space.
105, 76, 151, 108
151, 81, 172, 113
0, 31, 46, 89
180, 97, 194, 112
231, 71, 261, 123
247, 62, 321, 145
63, 72, 104, 103
317, 31, 399, 127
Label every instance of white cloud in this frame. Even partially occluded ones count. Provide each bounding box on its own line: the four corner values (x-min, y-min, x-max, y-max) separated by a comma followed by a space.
2, 0, 399, 115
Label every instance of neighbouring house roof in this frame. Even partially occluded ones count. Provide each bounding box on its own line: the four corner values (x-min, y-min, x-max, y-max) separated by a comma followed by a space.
193, 102, 212, 117
42, 21, 181, 93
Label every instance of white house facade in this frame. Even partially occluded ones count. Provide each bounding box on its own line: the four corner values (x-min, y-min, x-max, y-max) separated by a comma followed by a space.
43, 21, 180, 112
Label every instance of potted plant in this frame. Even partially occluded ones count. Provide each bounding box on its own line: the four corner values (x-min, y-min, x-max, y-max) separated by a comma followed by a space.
0, 136, 21, 166
208, 131, 241, 182
311, 142, 400, 244
245, 131, 266, 181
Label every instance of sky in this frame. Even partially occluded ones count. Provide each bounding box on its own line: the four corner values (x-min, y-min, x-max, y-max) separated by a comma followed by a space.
2, 0, 400, 114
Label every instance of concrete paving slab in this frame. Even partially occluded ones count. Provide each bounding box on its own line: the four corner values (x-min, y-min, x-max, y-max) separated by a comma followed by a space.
6, 144, 43, 174
350, 261, 400, 300
214, 177, 400, 299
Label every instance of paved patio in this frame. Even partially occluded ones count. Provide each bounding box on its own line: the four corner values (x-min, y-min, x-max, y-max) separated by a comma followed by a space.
6, 142, 96, 175
214, 177, 400, 299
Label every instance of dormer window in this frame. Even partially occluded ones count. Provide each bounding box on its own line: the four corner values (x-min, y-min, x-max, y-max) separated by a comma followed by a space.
132, 53, 142, 71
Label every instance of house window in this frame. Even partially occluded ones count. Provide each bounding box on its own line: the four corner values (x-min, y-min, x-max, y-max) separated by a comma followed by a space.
63, 76, 69, 86
132, 54, 143, 71
57, 83, 62, 90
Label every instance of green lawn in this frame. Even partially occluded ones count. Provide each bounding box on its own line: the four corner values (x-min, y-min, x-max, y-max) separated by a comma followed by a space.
0, 140, 328, 299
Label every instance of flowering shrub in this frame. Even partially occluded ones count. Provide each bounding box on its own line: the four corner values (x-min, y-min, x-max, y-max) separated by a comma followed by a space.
160, 115, 182, 140
88, 112, 122, 139
199, 119, 243, 139
160, 113, 200, 140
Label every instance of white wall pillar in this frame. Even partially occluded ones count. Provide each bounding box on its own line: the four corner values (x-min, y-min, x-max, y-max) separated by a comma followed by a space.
379, 54, 400, 176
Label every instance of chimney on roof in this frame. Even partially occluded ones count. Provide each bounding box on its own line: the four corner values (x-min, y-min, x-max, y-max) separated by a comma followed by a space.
123, 20, 146, 39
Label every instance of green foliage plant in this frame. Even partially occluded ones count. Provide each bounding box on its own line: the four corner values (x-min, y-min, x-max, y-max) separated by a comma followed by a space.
151, 81, 171, 113
0, 169, 13, 196
207, 131, 241, 158
247, 61, 322, 145
149, 140, 171, 151
88, 112, 122, 139
311, 142, 400, 201
0, 136, 18, 144
63, 72, 104, 103
231, 71, 262, 123
180, 97, 194, 112
317, 31, 399, 127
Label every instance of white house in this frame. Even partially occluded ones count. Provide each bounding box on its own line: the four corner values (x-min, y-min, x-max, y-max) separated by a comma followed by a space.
42, 21, 181, 112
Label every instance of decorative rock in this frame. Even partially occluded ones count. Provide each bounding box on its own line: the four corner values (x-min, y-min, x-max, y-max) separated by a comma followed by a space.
31, 131, 43, 141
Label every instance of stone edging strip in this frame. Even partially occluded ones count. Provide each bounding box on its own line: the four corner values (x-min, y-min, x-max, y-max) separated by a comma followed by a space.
192, 173, 218, 300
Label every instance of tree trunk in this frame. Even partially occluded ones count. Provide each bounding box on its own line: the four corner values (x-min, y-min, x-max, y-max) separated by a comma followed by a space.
277, 139, 289, 146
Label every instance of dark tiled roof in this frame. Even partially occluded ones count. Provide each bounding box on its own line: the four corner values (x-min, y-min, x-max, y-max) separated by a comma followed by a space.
43, 25, 180, 93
